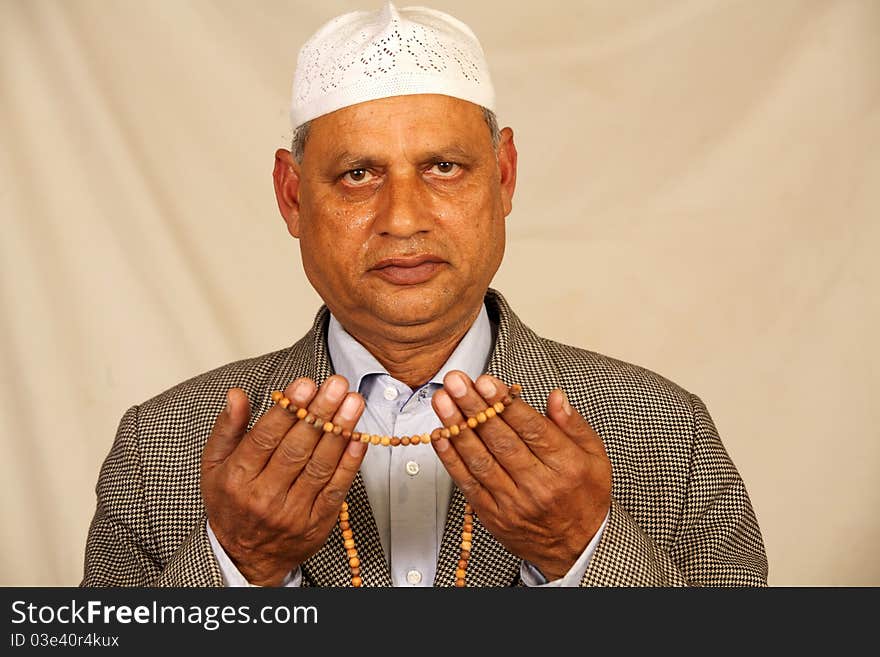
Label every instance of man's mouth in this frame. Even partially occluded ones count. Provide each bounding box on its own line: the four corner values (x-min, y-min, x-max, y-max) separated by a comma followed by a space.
370, 255, 447, 285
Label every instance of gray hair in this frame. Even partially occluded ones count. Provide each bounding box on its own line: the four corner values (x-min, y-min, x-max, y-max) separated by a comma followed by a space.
291, 106, 500, 163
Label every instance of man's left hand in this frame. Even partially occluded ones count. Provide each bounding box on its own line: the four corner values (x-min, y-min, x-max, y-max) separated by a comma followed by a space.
431, 371, 612, 582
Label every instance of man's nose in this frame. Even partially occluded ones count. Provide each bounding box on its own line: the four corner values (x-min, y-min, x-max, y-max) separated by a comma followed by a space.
372, 173, 433, 238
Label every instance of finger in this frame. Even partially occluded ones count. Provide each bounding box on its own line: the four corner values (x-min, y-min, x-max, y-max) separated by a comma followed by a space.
474, 374, 578, 469
546, 388, 607, 457
285, 391, 363, 499
312, 428, 370, 520
430, 400, 499, 514
224, 378, 314, 478
258, 375, 351, 487
432, 386, 517, 499
443, 371, 542, 480
202, 388, 251, 467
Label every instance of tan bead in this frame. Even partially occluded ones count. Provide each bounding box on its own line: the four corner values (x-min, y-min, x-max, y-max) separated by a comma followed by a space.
485, 407, 496, 419
343, 538, 355, 549
454, 578, 466, 587
460, 550, 470, 561
323, 421, 334, 433
296, 408, 308, 419
476, 411, 487, 424
449, 425, 460, 437
510, 384, 522, 396
458, 559, 468, 570
391, 437, 401, 446
463, 523, 473, 533
349, 557, 360, 568
461, 531, 473, 542
463, 514, 474, 525
305, 413, 316, 424
441, 428, 451, 438
401, 436, 411, 445
352, 576, 363, 587
271, 391, 283, 403
279, 397, 291, 409
460, 540, 472, 551
340, 501, 349, 511
339, 521, 350, 531
380, 435, 391, 446
313, 416, 325, 428
455, 568, 467, 579
339, 511, 349, 521
431, 428, 441, 440
333, 425, 343, 435
464, 503, 473, 514
342, 429, 352, 439
370, 434, 381, 445
346, 548, 358, 558
410, 434, 421, 445
501, 396, 513, 405
422, 433, 431, 444
493, 402, 505, 414
458, 422, 468, 432
360, 434, 370, 443
467, 417, 478, 429
350, 567, 360, 576
342, 529, 353, 539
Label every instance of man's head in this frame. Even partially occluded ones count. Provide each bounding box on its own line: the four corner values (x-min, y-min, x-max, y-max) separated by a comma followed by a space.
272, 3, 517, 346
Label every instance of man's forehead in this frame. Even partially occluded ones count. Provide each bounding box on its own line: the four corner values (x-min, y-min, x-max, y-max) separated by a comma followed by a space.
307, 94, 489, 155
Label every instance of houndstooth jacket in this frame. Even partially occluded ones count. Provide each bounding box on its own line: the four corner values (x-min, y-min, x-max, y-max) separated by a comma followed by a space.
82, 288, 768, 587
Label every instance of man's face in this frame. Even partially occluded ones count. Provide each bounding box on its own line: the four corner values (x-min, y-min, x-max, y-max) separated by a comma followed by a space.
274, 94, 517, 341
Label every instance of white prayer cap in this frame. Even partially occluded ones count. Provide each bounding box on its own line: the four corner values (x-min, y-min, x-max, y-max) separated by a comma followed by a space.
290, 2, 495, 128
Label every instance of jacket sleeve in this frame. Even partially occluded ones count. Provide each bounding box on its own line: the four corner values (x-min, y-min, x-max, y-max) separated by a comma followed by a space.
81, 405, 224, 587
581, 394, 768, 586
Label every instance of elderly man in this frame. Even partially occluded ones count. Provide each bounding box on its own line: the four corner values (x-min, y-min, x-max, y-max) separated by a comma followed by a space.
82, 3, 767, 587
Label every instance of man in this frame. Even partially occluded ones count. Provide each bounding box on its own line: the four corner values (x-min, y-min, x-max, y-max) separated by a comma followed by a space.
82, 2, 767, 587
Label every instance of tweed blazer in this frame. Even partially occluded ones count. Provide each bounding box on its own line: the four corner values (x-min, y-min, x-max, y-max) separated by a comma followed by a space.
82, 288, 768, 587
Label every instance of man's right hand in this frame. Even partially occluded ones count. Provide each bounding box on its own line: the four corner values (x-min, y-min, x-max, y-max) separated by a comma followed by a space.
200, 375, 367, 586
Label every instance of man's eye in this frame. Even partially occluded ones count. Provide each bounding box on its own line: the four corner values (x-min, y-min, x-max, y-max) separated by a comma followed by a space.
342, 169, 374, 185
429, 162, 460, 177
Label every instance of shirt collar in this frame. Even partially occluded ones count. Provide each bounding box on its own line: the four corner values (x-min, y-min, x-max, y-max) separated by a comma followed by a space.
327, 304, 493, 394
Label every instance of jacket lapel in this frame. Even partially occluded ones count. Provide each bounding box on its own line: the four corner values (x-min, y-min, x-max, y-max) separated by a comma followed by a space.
433, 289, 563, 586
266, 306, 391, 587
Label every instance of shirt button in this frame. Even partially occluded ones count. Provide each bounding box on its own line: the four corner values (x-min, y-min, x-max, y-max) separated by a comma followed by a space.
383, 387, 399, 401
405, 460, 420, 476
406, 569, 422, 585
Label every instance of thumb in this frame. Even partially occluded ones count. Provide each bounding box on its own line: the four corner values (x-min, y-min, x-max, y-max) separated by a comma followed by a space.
202, 388, 251, 466
547, 388, 606, 457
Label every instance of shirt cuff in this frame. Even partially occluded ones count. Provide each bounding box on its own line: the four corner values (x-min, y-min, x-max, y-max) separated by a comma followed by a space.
206, 519, 301, 587
520, 509, 610, 587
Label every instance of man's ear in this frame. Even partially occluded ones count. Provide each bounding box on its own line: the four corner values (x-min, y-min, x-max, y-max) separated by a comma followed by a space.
273, 149, 303, 238
496, 127, 518, 217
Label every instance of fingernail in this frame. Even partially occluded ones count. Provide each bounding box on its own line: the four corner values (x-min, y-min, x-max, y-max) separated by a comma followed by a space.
347, 440, 366, 457
434, 390, 456, 418
326, 377, 347, 403
561, 390, 572, 416
292, 379, 314, 404
339, 394, 361, 421
475, 376, 496, 398
435, 437, 450, 453
445, 372, 467, 398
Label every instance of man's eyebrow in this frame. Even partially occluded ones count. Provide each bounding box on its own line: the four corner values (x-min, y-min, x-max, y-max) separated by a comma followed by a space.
325, 145, 479, 171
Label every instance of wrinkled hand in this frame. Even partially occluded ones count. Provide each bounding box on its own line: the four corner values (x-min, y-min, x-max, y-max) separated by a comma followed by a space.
432, 371, 612, 581
201, 375, 366, 586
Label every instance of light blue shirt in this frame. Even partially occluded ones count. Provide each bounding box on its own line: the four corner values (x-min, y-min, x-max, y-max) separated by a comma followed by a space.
208, 302, 607, 586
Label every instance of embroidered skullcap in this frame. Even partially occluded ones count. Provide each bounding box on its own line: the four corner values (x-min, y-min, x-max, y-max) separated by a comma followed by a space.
290, 1, 495, 128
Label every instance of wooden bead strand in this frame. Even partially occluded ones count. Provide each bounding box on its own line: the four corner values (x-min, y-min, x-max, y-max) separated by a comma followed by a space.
269, 383, 522, 448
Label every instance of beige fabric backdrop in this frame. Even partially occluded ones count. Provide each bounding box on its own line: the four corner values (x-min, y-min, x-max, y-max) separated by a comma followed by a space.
1, 0, 877, 586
